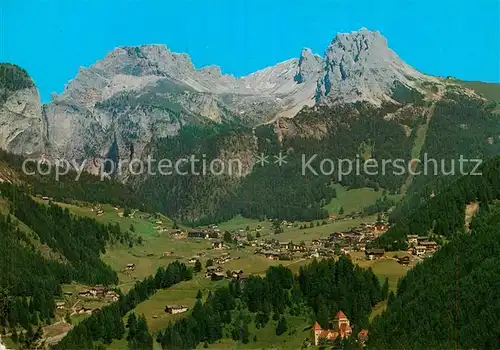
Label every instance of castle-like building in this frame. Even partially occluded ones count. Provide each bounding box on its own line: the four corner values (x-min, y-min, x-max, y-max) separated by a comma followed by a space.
312, 310, 368, 346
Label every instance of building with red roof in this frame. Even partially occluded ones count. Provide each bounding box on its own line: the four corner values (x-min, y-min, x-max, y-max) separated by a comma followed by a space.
313, 310, 368, 346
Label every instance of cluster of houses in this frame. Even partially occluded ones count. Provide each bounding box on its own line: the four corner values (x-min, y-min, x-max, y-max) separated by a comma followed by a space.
205, 266, 248, 282
212, 252, 231, 265
78, 286, 120, 301
248, 221, 389, 261
406, 235, 439, 257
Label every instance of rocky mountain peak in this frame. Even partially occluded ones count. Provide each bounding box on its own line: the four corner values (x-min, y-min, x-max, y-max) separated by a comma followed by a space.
294, 48, 322, 84
316, 28, 428, 105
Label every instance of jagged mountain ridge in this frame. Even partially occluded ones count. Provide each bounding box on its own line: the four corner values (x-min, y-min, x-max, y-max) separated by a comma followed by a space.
1, 28, 438, 163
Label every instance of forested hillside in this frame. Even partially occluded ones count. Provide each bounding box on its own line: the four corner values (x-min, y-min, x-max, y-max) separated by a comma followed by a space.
369, 202, 500, 349
389, 91, 500, 226
0, 183, 138, 340
138, 101, 418, 224
138, 89, 500, 225
374, 156, 500, 250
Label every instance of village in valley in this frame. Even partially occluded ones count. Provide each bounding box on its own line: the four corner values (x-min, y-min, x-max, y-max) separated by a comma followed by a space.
32, 194, 444, 348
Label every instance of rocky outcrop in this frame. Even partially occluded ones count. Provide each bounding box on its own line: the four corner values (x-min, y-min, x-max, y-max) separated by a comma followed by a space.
315, 28, 432, 106
295, 48, 322, 84
0, 64, 44, 155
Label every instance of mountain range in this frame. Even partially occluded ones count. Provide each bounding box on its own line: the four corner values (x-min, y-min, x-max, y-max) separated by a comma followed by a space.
2, 29, 437, 160
1, 28, 499, 222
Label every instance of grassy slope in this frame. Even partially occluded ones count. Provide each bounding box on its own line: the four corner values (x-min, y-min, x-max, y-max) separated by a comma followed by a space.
324, 184, 402, 215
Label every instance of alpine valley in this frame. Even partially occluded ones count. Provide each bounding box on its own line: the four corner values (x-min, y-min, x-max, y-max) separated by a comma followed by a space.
2, 28, 499, 224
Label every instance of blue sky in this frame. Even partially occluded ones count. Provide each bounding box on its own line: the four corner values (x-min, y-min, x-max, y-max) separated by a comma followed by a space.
1, 0, 499, 102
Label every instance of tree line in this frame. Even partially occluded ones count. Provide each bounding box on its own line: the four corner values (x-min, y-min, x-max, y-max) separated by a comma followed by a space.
373, 156, 500, 250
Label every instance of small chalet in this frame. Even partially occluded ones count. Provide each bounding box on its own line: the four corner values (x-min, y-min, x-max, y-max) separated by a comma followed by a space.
231, 269, 244, 278
398, 256, 411, 265
211, 241, 224, 249
210, 272, 225, 281
365, 248, 385, 260
125, 263, 136, 271
188, 231, 208, 239
263, 251, 281, 260
414, 246, 426, 256
357, 243, 367, 251
407, 235, 419, 246
417, 236, 429, 243
279, 241, 289, 250
165, 305, 188, 314
420, 241, 438, 252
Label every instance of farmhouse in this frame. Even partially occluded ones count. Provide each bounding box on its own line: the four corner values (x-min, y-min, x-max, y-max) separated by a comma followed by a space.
279, 241, 289, 250
365, 248, 385, 260
165, 305, 188, 314
75, 306, 92, 315
357, 243, 366, 251
231, 269, 244, 278
417, 236, 429, 243
398, 256, 411, 265
106, 290, 120, 301
211, 241, 224, 249
262, 251, 281, 260
420, 241, 438, 252
210, 272, 225, 281
205, 266, 223, 278
188, 231, 208, 239
125, 263, 136, 271
407, 235, 419, 246
414, 246, 426, 256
